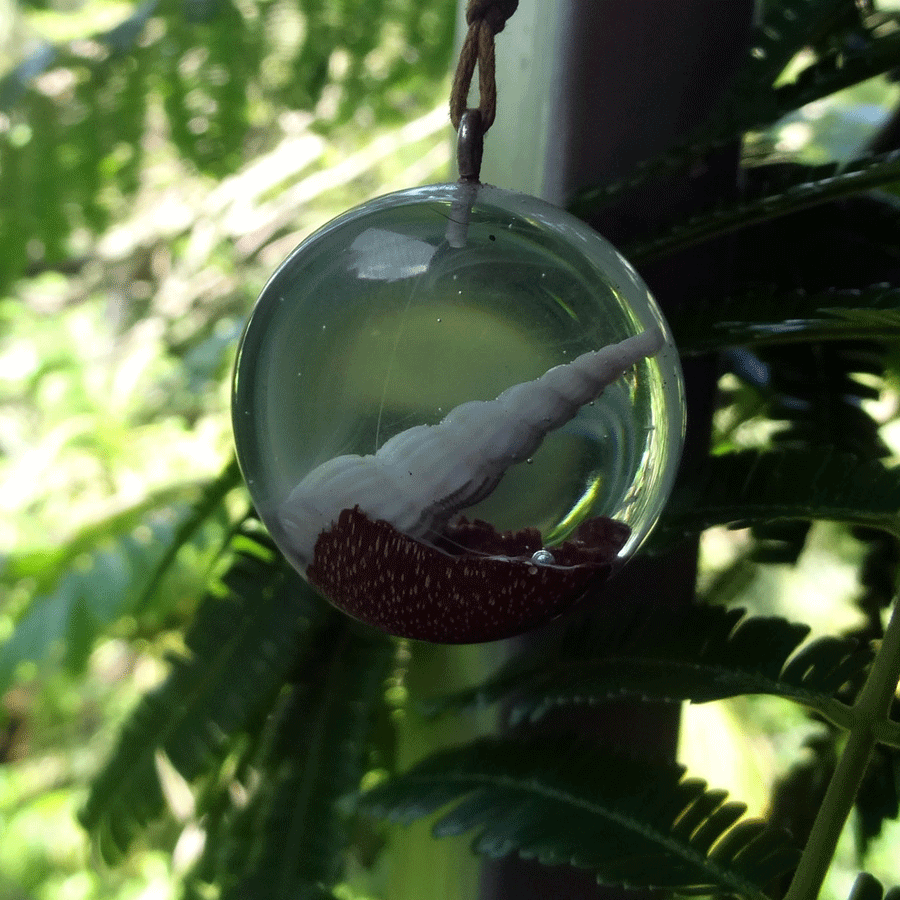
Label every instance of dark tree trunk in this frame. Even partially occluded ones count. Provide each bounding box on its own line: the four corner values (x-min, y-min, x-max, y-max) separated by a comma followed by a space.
475, 4, 755, 899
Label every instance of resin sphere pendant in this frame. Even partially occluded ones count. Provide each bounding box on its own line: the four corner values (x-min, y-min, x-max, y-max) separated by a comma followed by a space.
232, 182, 685, 643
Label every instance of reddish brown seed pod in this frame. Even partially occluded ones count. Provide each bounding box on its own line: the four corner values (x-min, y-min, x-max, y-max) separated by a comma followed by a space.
306, 507, 629, 643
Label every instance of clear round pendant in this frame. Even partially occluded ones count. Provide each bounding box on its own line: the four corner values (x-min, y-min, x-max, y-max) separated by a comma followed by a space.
232, 182, 685, 643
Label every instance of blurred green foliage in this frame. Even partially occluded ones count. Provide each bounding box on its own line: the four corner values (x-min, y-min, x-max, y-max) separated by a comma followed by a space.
0, 0, 454, 896
0, 0, 454, 287
4, 0, 900, 899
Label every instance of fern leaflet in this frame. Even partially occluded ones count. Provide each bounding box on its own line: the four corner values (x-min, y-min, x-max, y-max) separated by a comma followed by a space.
626, 151, 900, 265
424, 605, 869, 728
193, 623, 395, 900
725, 0, 866, 109
670, 283, 900, 354
0, 464, 241, 691
130, 458, 242, 614
80, 539, 325, 861
355, 737, 800, 898
846, 871, 899, 900
653, 449, 900, 546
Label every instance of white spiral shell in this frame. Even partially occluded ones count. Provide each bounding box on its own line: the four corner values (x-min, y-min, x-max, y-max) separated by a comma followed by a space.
279, 328, 664, 568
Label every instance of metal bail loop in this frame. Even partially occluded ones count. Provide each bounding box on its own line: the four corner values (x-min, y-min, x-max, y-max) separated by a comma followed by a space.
457, 108, 484, 183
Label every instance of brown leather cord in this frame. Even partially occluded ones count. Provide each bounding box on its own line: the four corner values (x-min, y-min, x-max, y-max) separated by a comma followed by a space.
450, 0, 518, 132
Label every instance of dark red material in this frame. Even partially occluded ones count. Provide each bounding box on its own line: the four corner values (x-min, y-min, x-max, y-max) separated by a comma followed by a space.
306, 506, 629, 643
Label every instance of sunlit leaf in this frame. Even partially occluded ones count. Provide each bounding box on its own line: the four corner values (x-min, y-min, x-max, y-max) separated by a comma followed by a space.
569, 2, 899, 219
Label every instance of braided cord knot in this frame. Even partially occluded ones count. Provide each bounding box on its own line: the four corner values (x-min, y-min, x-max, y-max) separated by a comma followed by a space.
450, 0, 519, 131
466, 0, 518, 31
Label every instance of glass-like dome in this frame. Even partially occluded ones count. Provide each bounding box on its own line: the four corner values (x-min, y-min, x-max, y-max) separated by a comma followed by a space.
233, 182, 685, 642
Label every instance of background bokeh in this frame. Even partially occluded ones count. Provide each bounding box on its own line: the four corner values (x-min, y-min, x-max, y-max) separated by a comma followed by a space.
3, 1, 900, 898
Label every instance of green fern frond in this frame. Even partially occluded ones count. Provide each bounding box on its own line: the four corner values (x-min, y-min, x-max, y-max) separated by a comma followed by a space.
768, 733, 837, 855
715, 340, 887, 470
671, 283, 900, 354
855, 743, 900, 856
626, 151, 900, 264
724, 194, 900, 295
80, 541, 325, 861
762, 342, 886, 456
199, 624, 395, 900
130, 458, 242, 615
424, 605, 869, 728
855, 529, 900, 630
0, 465, 242, 691
354, 737, 799, 898
2, 481, 199, 594
709, 337, 889, 562
653, 449, 900, 546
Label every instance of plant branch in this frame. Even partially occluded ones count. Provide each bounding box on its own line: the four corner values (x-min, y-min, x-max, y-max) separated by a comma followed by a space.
784, 588, 900, 900
627, 151, 900, 265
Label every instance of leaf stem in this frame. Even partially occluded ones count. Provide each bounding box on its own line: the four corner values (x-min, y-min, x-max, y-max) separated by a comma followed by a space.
784, 591, 900, 900
626, 151, 900, 265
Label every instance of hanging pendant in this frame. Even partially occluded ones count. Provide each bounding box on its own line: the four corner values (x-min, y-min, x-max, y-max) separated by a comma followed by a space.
232, 177, 685, 642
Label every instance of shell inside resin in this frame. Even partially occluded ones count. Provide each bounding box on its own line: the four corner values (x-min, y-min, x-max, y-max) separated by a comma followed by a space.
232, 182, 685, 643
